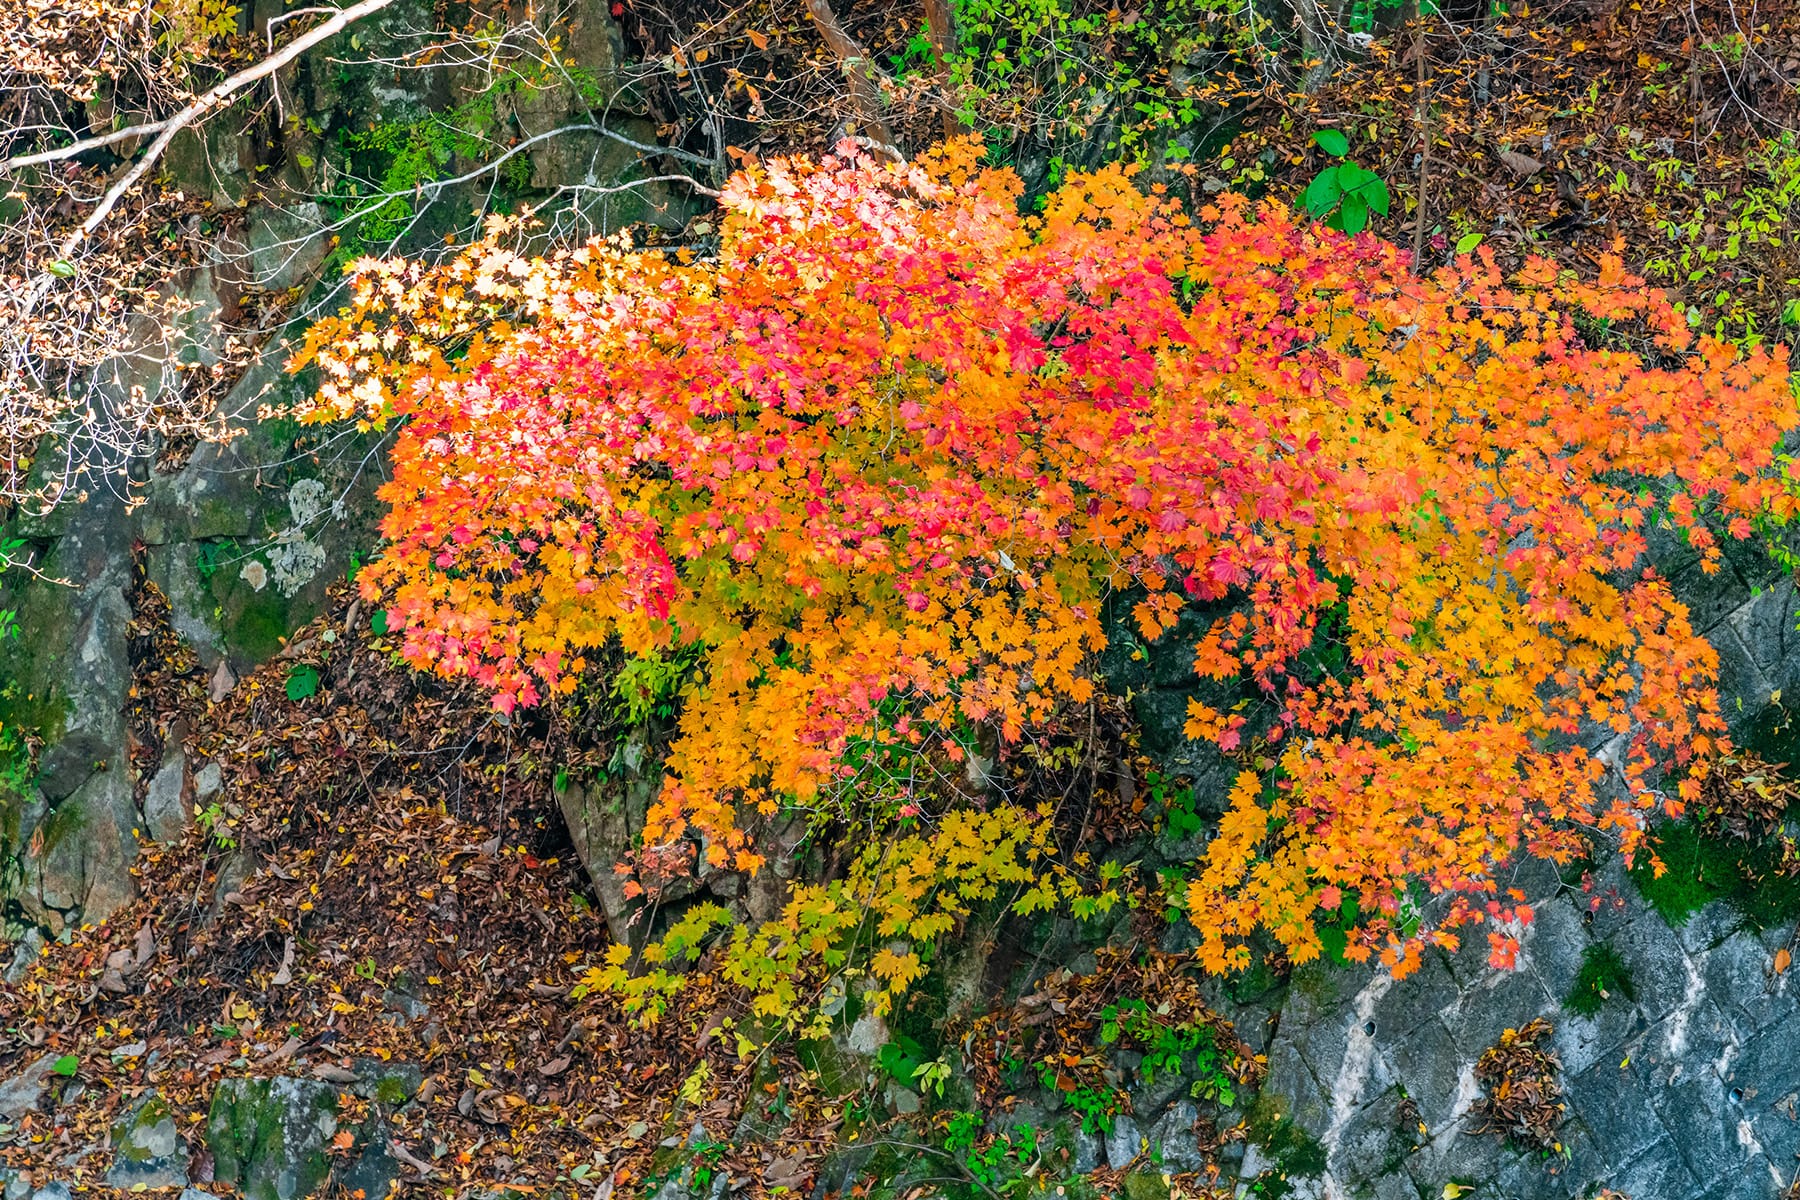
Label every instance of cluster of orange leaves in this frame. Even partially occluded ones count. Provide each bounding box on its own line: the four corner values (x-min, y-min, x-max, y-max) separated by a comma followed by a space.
294, 138, 1798, 978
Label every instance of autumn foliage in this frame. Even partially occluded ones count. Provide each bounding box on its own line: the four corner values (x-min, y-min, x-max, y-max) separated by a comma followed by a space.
295, 139, 1798, 982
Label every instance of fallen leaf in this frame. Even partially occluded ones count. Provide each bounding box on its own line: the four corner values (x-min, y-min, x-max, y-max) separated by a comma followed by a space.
271, 937, 296, 987
1498, 150, 1544, 178
1776, 948, 1791, 974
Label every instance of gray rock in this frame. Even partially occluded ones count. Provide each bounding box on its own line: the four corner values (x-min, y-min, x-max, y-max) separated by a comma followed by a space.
335, 1117, 400, 1200
105, 1092, 187, 1189
1130, 1065, 1186, 1118
1564, 1058, 1671, 1170
349, 1058, 422, 1106
845, 1012, 888, 1057
1609, 1136, 1705, 1199
1146, 1099, 1206, 1171
1071, 1125, 1103, 1173
0, 1053, 57, 1122
3, 928, 43, 983
379, 983, 429, 1024
206, 1076, 342, 1200
242, 203, 330, 294
1105, 1113, 1143, 1170
143, 744, 190, 843
193, 761, 224, 806
883, 1081, 921, 1115
554, 745, 658, 942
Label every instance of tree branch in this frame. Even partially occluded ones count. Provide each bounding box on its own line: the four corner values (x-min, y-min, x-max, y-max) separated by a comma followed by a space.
15, 0, 401, 320
923, 0, 959, 139
804, 0, 900, 155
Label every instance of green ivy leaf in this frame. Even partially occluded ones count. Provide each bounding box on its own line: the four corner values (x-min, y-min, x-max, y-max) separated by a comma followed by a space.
1312, 129, 1350, 157
286, 664, 320, 702
1363, 178, 1391, 217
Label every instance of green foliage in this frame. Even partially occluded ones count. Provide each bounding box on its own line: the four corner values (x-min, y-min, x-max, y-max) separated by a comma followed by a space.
1301, 131, 1391, 234
610, 644, 699, 724
321, 64, 612, 265
1098, 998, 1237, 1104
944, 1114, 1041, 1195
877, 1034, 929, 1088
1640, 130, 1800, 348
195, 540, 229, 583
1036, 1058, 1120, 1135
1564, 942, 1634, 1017
197, 802, 237, 849
1148, 770, 1203, 841
947, 0, 1259, 166
1313, 892, 1364, 966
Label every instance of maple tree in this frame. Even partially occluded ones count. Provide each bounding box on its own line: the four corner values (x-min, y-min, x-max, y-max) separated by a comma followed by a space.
297, 138, 1796, 985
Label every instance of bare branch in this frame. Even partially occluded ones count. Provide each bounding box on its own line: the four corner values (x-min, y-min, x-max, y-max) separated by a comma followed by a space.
1, 0, 399, 181
15, 0, 400, 324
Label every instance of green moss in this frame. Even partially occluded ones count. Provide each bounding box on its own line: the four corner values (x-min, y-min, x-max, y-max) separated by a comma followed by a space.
1246, 1094, 1327, 1180
1739, 700, 1800, 765
1629, 816, 1800, 929
1564, 943, 1635, 1017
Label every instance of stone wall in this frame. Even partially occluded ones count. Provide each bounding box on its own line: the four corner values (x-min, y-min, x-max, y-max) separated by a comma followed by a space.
0, 0, 705, 937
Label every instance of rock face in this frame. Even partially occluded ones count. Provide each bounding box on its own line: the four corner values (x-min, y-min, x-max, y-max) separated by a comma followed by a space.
555, 732, 660, 943
105, 1092, 188, 1189
0, 1053, 56, 1124
206, 1077, 341, 1200
1253, 867, 1800, 1200
0, 0, 705, 940
1240, 556, 1800, 1200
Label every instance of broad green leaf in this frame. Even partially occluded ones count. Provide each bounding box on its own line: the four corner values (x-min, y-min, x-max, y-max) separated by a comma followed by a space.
1312, 129, 1350, 157
1364, 178, 1391, 216
1301, 171, 1342, 218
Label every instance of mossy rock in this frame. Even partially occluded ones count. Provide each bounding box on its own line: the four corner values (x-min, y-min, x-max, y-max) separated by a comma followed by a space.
0, 550, 79, 744
106, 1092, 187, 1188
206, 1076, 342, 1200
350, 1058, 423, 1106
1121, 1173, 1172, 1200
1628, 816, 1800, 929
